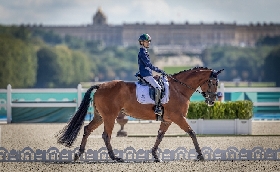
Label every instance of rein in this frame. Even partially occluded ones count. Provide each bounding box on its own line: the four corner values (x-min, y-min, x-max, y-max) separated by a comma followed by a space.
166, 74, 207, 95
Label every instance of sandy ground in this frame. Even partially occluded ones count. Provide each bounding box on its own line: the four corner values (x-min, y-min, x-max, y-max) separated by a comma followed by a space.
0, 121, 280, 172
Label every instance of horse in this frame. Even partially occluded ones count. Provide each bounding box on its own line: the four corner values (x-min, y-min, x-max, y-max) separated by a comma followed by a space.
57, 67, 224, 162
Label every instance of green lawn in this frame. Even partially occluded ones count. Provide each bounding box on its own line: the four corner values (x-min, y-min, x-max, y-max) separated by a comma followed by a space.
222, 82, 276, 87
164, 66, 191, 74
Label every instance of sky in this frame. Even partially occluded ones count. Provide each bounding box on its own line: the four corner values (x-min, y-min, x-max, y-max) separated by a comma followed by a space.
1, 0, 280, 26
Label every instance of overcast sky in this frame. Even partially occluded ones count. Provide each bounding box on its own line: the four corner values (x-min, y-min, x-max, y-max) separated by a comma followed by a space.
1, 0, 280, 26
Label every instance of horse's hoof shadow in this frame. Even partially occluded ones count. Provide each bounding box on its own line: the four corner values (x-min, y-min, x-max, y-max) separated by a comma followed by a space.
154, 159, 163, 163
74, 153, 80, 162
115, 157, 124, 162
197, 154, 204, 161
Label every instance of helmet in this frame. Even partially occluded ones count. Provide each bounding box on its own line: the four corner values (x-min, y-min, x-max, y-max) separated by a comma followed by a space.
138, 33, 151, 42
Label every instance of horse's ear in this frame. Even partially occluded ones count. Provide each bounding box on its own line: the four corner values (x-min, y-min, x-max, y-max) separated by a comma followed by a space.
216, 69, 224, 75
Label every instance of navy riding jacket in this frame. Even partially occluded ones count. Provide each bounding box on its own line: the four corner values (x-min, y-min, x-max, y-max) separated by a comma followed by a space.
137, 47, 163, 77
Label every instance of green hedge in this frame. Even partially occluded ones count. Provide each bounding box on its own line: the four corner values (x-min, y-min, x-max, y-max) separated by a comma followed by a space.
187, 100, 253, 119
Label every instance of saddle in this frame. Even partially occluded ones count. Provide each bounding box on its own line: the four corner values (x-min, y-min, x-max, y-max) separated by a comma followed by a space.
135, 74, 166, 101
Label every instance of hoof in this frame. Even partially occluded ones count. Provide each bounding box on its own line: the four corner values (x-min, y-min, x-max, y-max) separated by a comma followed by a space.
154, 158, 162, 163
74, 153, 80, 161
197, 154, 204, 161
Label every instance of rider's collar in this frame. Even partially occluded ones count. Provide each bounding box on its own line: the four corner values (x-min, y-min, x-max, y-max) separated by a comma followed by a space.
141, 45, 149, 49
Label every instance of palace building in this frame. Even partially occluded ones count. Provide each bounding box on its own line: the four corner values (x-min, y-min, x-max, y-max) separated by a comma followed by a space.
30, 8, 280, 54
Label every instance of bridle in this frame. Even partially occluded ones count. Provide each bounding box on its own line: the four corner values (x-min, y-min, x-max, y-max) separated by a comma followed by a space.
165, 69, 223, 103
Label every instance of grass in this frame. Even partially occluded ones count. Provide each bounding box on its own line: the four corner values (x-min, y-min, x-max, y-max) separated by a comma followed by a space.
222, 81, 276, 87
163, 66, 191, 74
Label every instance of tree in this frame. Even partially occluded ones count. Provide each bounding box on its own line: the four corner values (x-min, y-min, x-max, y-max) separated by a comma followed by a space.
55, 45, 75, 86
36, 47, 59, 87
235, 56, 253, 81
71, 50, 93, 85
31, 29, 62, 45
36, 46, 93, 88
256, 36, 280, 46
65, 34, 85, 49
201, 48, 212, 66
200, 46, 272, 82
0, 25, 31, 41
0, 35, 37, 88
263, 46, 280, 86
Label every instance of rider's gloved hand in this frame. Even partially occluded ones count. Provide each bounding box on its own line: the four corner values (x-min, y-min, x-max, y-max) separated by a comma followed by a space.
161, 70, 167, 76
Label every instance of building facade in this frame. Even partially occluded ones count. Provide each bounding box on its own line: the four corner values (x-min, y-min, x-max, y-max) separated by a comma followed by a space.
31, 8, 280, 54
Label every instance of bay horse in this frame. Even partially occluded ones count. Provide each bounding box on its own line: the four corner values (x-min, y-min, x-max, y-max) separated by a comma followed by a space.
57, 67, 224, 162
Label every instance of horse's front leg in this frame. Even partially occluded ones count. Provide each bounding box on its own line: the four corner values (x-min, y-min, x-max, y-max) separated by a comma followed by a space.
172, 115, 204, 161
152, 121, 172, 162
187, 130, 204, 161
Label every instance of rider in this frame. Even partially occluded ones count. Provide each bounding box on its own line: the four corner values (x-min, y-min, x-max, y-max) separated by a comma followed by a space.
137, 33, 166, 121
216, 92, 223, 102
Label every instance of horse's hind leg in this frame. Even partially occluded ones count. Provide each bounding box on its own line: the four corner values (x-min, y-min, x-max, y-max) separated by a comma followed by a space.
172, 116, 204, 161
152, 122, 172, 162
74, 111, 103, 161
102, 116, 124, 162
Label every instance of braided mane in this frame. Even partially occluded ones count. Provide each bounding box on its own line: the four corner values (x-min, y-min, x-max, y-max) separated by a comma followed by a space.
172, 67, 212, 76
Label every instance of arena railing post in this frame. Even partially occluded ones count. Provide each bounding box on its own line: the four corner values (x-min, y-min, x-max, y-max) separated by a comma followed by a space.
7, 84, 12, 123
220, 82, 225, 102
77, 84, 82, 108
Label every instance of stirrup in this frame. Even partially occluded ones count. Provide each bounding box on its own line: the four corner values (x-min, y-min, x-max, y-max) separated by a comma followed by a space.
154, 106, 163, 121
154, 105, 162, 114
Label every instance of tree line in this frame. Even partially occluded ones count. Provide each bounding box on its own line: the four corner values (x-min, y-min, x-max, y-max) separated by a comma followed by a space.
0, 25, 145, 88
0, 25, 280, 88
201, 38, 280, 86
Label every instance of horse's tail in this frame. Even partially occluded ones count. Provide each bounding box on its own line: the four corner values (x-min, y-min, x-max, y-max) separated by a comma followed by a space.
56, 85, 100, 147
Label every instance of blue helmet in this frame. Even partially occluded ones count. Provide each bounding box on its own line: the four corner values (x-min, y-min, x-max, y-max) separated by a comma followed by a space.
138, 33, 151, 42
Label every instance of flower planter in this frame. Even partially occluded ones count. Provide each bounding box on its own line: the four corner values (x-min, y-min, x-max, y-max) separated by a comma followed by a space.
186, 119, 252, 135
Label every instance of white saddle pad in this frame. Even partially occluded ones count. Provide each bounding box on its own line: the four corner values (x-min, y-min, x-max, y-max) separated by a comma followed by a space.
135, 78, 170, 104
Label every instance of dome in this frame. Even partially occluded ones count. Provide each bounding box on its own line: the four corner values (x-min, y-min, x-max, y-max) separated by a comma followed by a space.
93, 7, 107, 25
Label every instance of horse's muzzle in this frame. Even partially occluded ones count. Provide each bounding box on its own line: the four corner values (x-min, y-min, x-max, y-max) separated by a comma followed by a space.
205, 100, 215, 106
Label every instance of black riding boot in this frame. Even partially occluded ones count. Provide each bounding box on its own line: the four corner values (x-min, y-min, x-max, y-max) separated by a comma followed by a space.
154, 88, 163, 121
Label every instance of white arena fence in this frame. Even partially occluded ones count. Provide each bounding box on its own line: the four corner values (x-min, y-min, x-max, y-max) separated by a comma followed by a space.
0, 83, 280, 123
